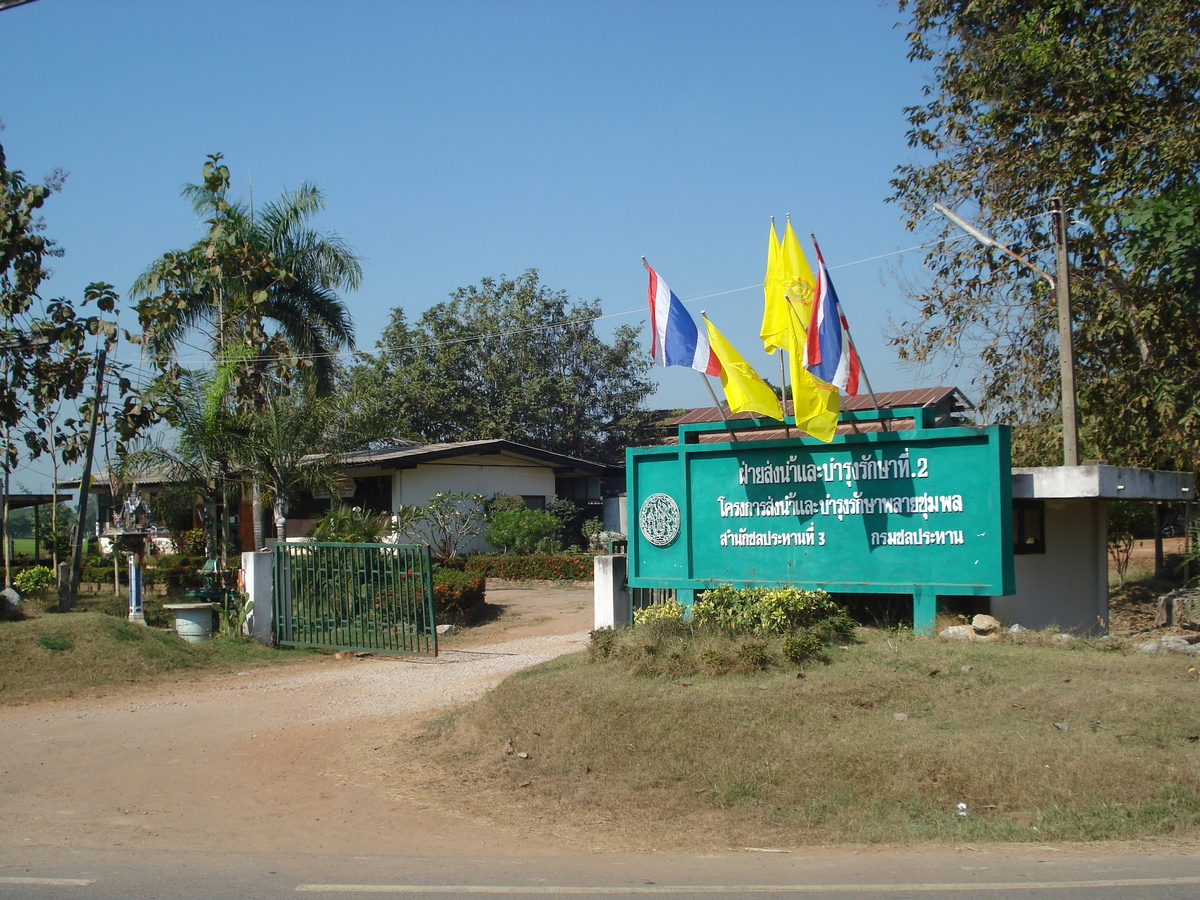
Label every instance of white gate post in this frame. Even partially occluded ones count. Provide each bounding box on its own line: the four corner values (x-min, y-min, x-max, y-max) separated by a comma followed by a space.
593, 554, 630, 630
242, 550, 274, 645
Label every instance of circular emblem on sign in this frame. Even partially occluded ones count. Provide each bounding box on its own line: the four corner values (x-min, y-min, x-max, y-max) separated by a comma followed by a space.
639, 492, 680, 547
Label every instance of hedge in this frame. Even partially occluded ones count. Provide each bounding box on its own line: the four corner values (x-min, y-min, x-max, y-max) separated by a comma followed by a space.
433, 568, 486, 622
463, 553, 592, 581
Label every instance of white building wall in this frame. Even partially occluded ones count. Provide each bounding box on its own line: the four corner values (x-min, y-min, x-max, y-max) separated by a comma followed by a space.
390, 458, 558, 553
991, 499, 1108, 634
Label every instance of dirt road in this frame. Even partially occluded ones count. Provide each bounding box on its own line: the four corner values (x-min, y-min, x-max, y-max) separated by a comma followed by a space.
0, 583, 593, 858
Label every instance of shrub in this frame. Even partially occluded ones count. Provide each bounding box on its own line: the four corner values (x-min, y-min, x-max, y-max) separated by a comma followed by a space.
782, 629, 823, 664
179, 528, 207, 556
484, 492, 528, 517
633, 598, 685, 626
14, 565, 54, 597
82, 565, 125, 585
589, 627, 617, 659
433, 568, 486, 620
813, 612, 858, 641
735, 640, 773, 669
309, 505, 393, 543
464, 553, 592, 581
692, 585, 843, 635
484, 508, 561, 554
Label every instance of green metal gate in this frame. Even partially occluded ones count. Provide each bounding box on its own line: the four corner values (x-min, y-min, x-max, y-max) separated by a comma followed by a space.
273, 542, 437, 656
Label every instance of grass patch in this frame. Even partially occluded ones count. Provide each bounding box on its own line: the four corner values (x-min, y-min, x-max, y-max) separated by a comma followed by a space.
0, 611, 315, 705
404, 627, 1200, 850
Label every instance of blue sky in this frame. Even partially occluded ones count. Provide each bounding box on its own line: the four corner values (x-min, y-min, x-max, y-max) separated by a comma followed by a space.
2, 0, 953, 488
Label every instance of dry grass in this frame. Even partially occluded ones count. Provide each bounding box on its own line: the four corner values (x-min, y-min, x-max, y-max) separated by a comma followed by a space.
0, 610, 312, 705
402, 628, 1200, 850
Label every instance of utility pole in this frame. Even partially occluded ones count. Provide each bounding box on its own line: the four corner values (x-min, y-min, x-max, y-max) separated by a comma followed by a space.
934, 201, 1080, 466
1050, 196, 1079, 466
60, 339, 110, 612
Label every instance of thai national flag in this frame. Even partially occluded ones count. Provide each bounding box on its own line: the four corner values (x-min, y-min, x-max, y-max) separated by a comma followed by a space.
805, 247, 861, 396
645, 262, 721, 376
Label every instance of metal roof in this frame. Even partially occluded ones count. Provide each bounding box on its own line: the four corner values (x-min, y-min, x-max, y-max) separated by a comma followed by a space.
338, 439, 614, 476
658, 386, 975, 443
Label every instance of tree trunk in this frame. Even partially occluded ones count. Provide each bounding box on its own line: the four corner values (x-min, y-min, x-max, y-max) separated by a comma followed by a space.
273, 496, 287, 543
252, 482, 264, 550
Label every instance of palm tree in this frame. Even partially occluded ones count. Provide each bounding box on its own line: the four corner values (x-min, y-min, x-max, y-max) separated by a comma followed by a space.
232, 386, 353, 542
119, 367, 244, 566
130, 154, 361, 398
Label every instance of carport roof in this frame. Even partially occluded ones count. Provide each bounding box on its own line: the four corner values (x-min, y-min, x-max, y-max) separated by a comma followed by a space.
338, 439, 615, 476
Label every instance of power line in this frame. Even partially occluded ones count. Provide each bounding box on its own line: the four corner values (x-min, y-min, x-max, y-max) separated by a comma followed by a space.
145, 236, 948, 369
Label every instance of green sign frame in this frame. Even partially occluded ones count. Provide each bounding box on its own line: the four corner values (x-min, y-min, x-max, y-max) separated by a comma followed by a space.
627, 407, 1014, 629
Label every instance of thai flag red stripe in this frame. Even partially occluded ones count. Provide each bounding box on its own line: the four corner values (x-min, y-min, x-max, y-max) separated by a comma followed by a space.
646, 263, 721, 376
805, 246, 861, 396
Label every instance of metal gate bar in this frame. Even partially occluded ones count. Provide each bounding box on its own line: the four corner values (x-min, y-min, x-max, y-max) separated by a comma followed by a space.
273, 542, 437, 656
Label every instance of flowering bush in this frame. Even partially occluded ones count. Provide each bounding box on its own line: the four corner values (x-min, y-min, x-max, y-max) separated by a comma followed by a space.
691, 585, 843, 635
433, 568, 486, 620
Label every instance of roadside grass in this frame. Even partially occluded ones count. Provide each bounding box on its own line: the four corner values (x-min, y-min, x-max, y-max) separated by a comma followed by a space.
407, 626, 1200, 850
0, 610, 315, 705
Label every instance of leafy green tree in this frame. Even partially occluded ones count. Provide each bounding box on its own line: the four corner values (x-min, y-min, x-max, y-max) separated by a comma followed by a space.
484, 508, 561, 554
233, 386, 356, 542
344, 270, 655, 464
891, 1, 1200, 470
131, 154, 361, 399
130, 155, 364, 547
1, 140, 146, 590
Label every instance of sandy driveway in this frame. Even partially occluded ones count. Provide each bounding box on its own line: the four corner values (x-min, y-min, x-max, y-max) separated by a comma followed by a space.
0, 584, 593, 858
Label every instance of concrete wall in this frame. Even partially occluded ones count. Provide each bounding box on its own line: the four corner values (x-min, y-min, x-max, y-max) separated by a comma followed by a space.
391, 458, 557, 553
242, 550, 274, 645
593, 554, 630, 630
991, 499, 1108, 634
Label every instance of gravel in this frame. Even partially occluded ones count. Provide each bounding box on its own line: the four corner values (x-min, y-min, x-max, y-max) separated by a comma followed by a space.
182, 630, 593, 724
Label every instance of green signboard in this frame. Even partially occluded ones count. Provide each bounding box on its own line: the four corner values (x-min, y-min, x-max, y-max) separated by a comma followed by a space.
628, 409, 1014, 622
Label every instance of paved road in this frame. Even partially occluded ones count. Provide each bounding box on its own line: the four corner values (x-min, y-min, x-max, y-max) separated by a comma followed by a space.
2, 844, 1200, 899
2, 585, 1198, 897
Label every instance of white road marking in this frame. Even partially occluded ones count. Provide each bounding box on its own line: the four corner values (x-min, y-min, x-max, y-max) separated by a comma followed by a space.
295, 875, 1200, 893
0, 877, 95, 886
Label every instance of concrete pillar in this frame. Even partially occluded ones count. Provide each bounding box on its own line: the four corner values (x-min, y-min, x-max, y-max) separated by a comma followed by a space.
913, 586, 940, 634
242, 550, 274, 645
593, 554, 630, 630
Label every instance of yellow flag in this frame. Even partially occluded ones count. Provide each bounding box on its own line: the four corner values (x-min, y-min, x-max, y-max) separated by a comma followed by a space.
704, 316, 784, 420
760, 220, 788, 353
789, 355, 840, 442
780, 218, 817, 338
758, 215, 837, 439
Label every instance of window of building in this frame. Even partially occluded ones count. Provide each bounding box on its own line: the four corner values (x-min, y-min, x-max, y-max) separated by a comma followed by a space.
1013, 500, 1046, 555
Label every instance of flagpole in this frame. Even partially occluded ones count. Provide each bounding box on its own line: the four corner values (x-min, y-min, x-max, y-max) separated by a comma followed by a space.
810, 233, 887, 431
700, 311, 739, 442
771, 217, 792, 437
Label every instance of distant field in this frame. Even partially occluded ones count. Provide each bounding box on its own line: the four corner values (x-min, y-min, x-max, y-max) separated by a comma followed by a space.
6, 538, 39, 558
